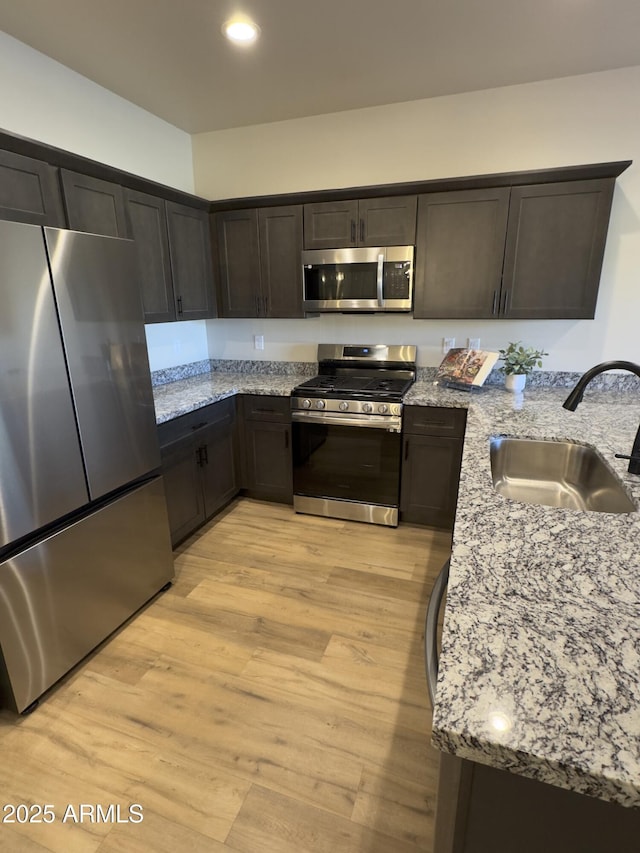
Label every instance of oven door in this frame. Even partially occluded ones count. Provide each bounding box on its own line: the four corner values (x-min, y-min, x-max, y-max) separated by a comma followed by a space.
291, 410, 402, 526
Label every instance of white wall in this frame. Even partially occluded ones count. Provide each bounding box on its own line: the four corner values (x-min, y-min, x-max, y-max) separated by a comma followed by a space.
1, 31, 202, 372
0, 31, 194, 193
194, 67, 640, 371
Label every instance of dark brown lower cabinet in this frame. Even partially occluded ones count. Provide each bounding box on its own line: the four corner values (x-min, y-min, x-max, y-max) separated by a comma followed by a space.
158, 398, 238, 546
400, 406, 467, 528
240, 395, 293, 504
435, 752, 640, 853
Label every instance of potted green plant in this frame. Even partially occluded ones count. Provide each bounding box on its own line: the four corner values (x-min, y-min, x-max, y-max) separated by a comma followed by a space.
498, 341, 548, 392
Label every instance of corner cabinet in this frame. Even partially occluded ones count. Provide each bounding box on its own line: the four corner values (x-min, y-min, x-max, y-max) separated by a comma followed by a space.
123, 192, 216, 324
215, 205, 304, 318
124, 189, 175, 323
303, 195, 417, 249
240, 395, 293, 503
400, 406, 467, 528
0, 149, 66, 227
414, 178, 616, 320
158, 398, 238, 547
165, 201, 216, 321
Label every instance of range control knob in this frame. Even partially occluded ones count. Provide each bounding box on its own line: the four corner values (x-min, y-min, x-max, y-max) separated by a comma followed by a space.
302, 399, 312, 409
339, 401, 349, 411
391, 404, 401, 416
316, 399, 326, 409
378, 404, 389, 414
362, 402, 373, 413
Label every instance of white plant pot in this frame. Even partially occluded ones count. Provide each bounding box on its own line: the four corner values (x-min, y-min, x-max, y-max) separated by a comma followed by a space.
505, 373, 527, 392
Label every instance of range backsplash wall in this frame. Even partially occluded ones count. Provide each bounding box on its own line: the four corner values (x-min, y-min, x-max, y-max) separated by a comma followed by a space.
194, 66, 640, 372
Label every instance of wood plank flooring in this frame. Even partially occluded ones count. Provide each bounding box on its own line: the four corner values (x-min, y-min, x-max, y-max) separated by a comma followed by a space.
0, 498, 451, 853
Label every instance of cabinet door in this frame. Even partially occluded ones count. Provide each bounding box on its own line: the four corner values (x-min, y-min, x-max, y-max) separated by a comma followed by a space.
61, 169, 128, 237
243, 420, 293, 503
160, 435, 204, 547
400, 434, 463, 528
166, 201, 216, 320
0, 149, 66, 227
216, 209, 261, 317
358, 195, 417, 246
501, 179, 615, 319
303, 200, 358, 249
414, 189, 510, 319
258, 205, 304, 318
193, 399, 238, 518
124, 189, 176, 323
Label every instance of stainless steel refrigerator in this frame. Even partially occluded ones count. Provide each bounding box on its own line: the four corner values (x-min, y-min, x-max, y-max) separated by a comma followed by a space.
0, 219, 174, 713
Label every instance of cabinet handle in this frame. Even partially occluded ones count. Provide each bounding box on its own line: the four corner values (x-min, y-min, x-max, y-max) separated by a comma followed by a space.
263, 295, 269, 316
201, 445, 209, 465
177, 295, 183, 316
404, 439, 410, 461
359, 218, 365, 243
191, 421, 207, 431
492, 290, 498, 315
503, 289, 511, 314
350, 220, 356, 243
284, 431, 289, 450
196, 446, 204, 466
255, 295, 259, 316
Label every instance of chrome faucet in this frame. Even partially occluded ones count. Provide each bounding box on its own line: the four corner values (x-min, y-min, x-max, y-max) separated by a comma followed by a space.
563, 360, 640, 475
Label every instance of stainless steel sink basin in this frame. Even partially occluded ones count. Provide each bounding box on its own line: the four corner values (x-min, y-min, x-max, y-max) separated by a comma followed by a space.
490, 437, 637, 514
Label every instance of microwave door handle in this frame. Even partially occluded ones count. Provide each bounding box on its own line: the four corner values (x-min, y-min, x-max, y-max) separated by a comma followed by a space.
376, 253, 384, 307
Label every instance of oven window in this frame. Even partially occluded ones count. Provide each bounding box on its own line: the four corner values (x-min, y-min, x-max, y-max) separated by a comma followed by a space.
292, 421, 401, 506
304, 263, 377, 301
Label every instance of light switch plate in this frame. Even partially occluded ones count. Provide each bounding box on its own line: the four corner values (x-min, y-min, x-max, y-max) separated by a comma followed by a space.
253, 334, 264, 351
442, 337, 455, 354
468, 337, 481, 350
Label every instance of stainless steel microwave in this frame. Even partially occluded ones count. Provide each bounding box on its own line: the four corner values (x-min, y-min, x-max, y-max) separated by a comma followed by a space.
302, 246, 414, 313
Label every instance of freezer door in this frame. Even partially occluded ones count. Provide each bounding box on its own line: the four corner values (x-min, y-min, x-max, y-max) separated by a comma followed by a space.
44, 228, 160, 499
0, 221, 89, 549
0, 477, 174, 713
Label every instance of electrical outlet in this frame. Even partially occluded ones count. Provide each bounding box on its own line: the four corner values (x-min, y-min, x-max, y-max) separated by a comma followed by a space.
253, 334, 264, 351
442, 337, 456, 354
468, 337, 481, 350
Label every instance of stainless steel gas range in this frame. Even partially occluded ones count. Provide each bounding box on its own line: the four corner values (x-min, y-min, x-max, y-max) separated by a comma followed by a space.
291, 344, 417, 526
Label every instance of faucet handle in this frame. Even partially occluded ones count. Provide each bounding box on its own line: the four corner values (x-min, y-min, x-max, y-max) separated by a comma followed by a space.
614, 453, 640, 461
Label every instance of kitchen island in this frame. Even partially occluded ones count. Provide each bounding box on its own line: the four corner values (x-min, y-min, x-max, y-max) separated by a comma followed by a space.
154, 370, 640, 820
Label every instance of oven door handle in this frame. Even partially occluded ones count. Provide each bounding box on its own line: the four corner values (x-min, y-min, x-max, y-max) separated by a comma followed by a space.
291, 410, 402, 431
376, 252, 385, 307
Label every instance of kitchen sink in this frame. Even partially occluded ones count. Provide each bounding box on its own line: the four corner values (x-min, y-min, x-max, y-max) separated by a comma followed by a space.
489, 437, 637, 513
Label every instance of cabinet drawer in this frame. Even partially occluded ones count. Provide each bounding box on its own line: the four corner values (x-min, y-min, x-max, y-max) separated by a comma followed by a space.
241, 394, 291, 423
404, 405, 467, 438
158, 396, 235, 447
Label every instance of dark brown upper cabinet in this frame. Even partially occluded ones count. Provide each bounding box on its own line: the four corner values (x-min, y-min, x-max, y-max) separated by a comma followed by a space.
0, 149, 66, 227
61, 169, 128, 237
414, 178, 616, 320
216, 205, 304, 318
303, 196, 417, 249
123, 189, 176, 324
414, 188, 510, 319
501, 179, 615, 319
165, 201, 216, 321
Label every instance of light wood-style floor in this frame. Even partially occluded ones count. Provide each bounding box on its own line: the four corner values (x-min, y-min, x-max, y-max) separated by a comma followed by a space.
0, 498, 451, 853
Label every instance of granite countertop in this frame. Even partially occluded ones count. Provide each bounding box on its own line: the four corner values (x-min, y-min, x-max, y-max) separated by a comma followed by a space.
419, 382, 640, 810
152, 371, 307, 424
153, 371, 640, 807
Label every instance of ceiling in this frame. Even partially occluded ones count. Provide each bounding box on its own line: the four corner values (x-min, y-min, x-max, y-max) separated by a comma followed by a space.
2, 0, 640, 135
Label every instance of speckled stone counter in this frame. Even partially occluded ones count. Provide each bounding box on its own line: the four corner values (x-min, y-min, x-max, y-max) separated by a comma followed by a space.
152, 371, 307, 424
417, 381, 640, 809
153, 371, 640, 807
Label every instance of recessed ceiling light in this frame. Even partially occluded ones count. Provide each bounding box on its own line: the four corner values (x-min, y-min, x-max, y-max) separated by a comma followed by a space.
223, 16, 260, 45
